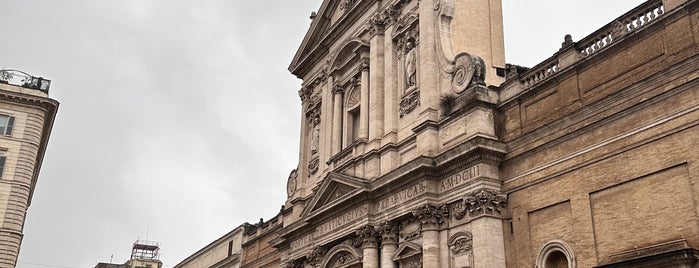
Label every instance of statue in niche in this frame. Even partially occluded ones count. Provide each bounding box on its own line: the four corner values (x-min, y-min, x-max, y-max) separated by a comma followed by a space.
404, 40, 417, 88
310, 115, 320, 155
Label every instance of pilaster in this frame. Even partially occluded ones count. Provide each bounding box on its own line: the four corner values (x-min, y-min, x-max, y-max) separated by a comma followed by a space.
413, 204, 448, 268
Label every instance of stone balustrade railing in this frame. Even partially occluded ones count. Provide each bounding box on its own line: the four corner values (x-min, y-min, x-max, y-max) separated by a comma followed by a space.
521, 60, 560, 87
500, 0, 668, 103
579, 0, 664, 58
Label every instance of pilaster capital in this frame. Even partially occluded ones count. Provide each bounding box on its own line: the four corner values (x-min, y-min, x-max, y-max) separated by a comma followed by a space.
305, 245, 327, 267
357, 59, 370, 72
463, 189, 507, 217
356, 224, 379, 248
412, 203, 449, 230
378, 221, 399, 245
332, 83, 344, 95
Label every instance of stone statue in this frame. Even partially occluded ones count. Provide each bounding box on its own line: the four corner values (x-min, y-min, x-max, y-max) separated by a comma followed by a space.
310, 116, 320, 154
404, 41, 417, 88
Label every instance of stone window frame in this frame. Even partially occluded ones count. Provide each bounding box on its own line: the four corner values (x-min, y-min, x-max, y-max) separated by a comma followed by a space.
0, 114, 15, 136
535, 240, 576, 268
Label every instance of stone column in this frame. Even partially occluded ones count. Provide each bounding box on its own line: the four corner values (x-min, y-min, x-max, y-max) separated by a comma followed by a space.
359, 59, 370, 140
356, 225, 379, 268
383, 22, 397, 142
413, 204, 447, 268
379, 221, 399, 268
332, 83, 343, 155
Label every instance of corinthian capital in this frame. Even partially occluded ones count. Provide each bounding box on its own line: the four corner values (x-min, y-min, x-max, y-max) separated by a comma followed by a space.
412, 203, 449, 230
464, 189, 507, 217
378, 221, 399, 245
355, 224, 379, 248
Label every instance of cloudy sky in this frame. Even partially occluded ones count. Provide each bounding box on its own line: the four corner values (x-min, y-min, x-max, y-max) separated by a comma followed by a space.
0, 1, 644, 267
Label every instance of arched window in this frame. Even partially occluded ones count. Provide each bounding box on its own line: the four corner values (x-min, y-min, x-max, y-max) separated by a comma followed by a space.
535, 240, 576, 268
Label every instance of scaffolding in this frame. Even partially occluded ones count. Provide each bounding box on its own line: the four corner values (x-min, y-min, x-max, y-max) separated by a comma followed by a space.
130, 240, 160, 260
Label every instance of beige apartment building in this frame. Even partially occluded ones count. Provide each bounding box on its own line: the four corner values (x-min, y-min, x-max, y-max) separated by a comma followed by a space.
179, 0, 699, 267
0, 69, 58, 267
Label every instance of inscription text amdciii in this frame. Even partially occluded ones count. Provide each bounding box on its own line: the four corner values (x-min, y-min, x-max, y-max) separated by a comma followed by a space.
440, 165, 480, 192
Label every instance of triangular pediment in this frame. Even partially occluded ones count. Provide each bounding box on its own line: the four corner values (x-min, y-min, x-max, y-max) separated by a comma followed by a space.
289, 0, 367, 78
302, 172, 370, 218
393, 241, 422, 261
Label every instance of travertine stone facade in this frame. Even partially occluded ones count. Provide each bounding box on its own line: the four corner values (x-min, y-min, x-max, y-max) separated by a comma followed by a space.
276, 0, 699, 267
180, 0, 699, 267
0, 80, 58, 267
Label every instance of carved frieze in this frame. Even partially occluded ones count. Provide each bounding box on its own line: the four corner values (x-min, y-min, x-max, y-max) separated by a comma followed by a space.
399, 90, 420, 117
463, 189, 507, 217
356, 224, 379, 248
287, 169, 298, 197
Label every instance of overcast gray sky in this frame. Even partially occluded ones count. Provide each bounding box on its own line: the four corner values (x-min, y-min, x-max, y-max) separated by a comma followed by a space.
0, 1, 644, 267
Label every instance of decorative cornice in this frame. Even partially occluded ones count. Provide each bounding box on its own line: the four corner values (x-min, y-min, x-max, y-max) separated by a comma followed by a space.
355, 224, 379, 248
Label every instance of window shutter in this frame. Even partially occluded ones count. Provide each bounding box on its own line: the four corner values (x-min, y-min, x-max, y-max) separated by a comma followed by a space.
0, 156, 5, 178
6, 116, 14, 136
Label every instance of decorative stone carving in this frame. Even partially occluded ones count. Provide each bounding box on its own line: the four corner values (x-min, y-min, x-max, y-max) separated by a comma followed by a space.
379, 221, 399, 245
285, 259, 303, 268
451, 52, 485, 94
412, 203, 449, 229
306, 246, 328, 267
450, 200, 467, 220
308, 157, 320, 176
310, 116, 320, 155
286, 169, 297, 197
610, 20, 628, 39
399, 90, 419, 117
356, 224, 379, 248
448, 232, 473, 254
400, 217, 421, 240
405, 41, 417, 87
346, 79, 360, 107
339, 0, 358, 12
464, 189, 507, 217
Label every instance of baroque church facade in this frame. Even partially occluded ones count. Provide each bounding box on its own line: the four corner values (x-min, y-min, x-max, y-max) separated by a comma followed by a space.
176, 0, 699, 267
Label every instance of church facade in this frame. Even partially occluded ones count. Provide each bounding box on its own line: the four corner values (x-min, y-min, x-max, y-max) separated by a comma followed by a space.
273, 0, 699, 267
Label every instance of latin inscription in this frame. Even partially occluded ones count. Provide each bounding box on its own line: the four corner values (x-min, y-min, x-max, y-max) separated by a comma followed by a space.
290, 204, 369, 250
376, 182, 427, 212
440, 165, 480, 192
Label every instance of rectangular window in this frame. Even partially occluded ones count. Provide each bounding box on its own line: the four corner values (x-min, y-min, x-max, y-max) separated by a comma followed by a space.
0, 115, 14, 136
